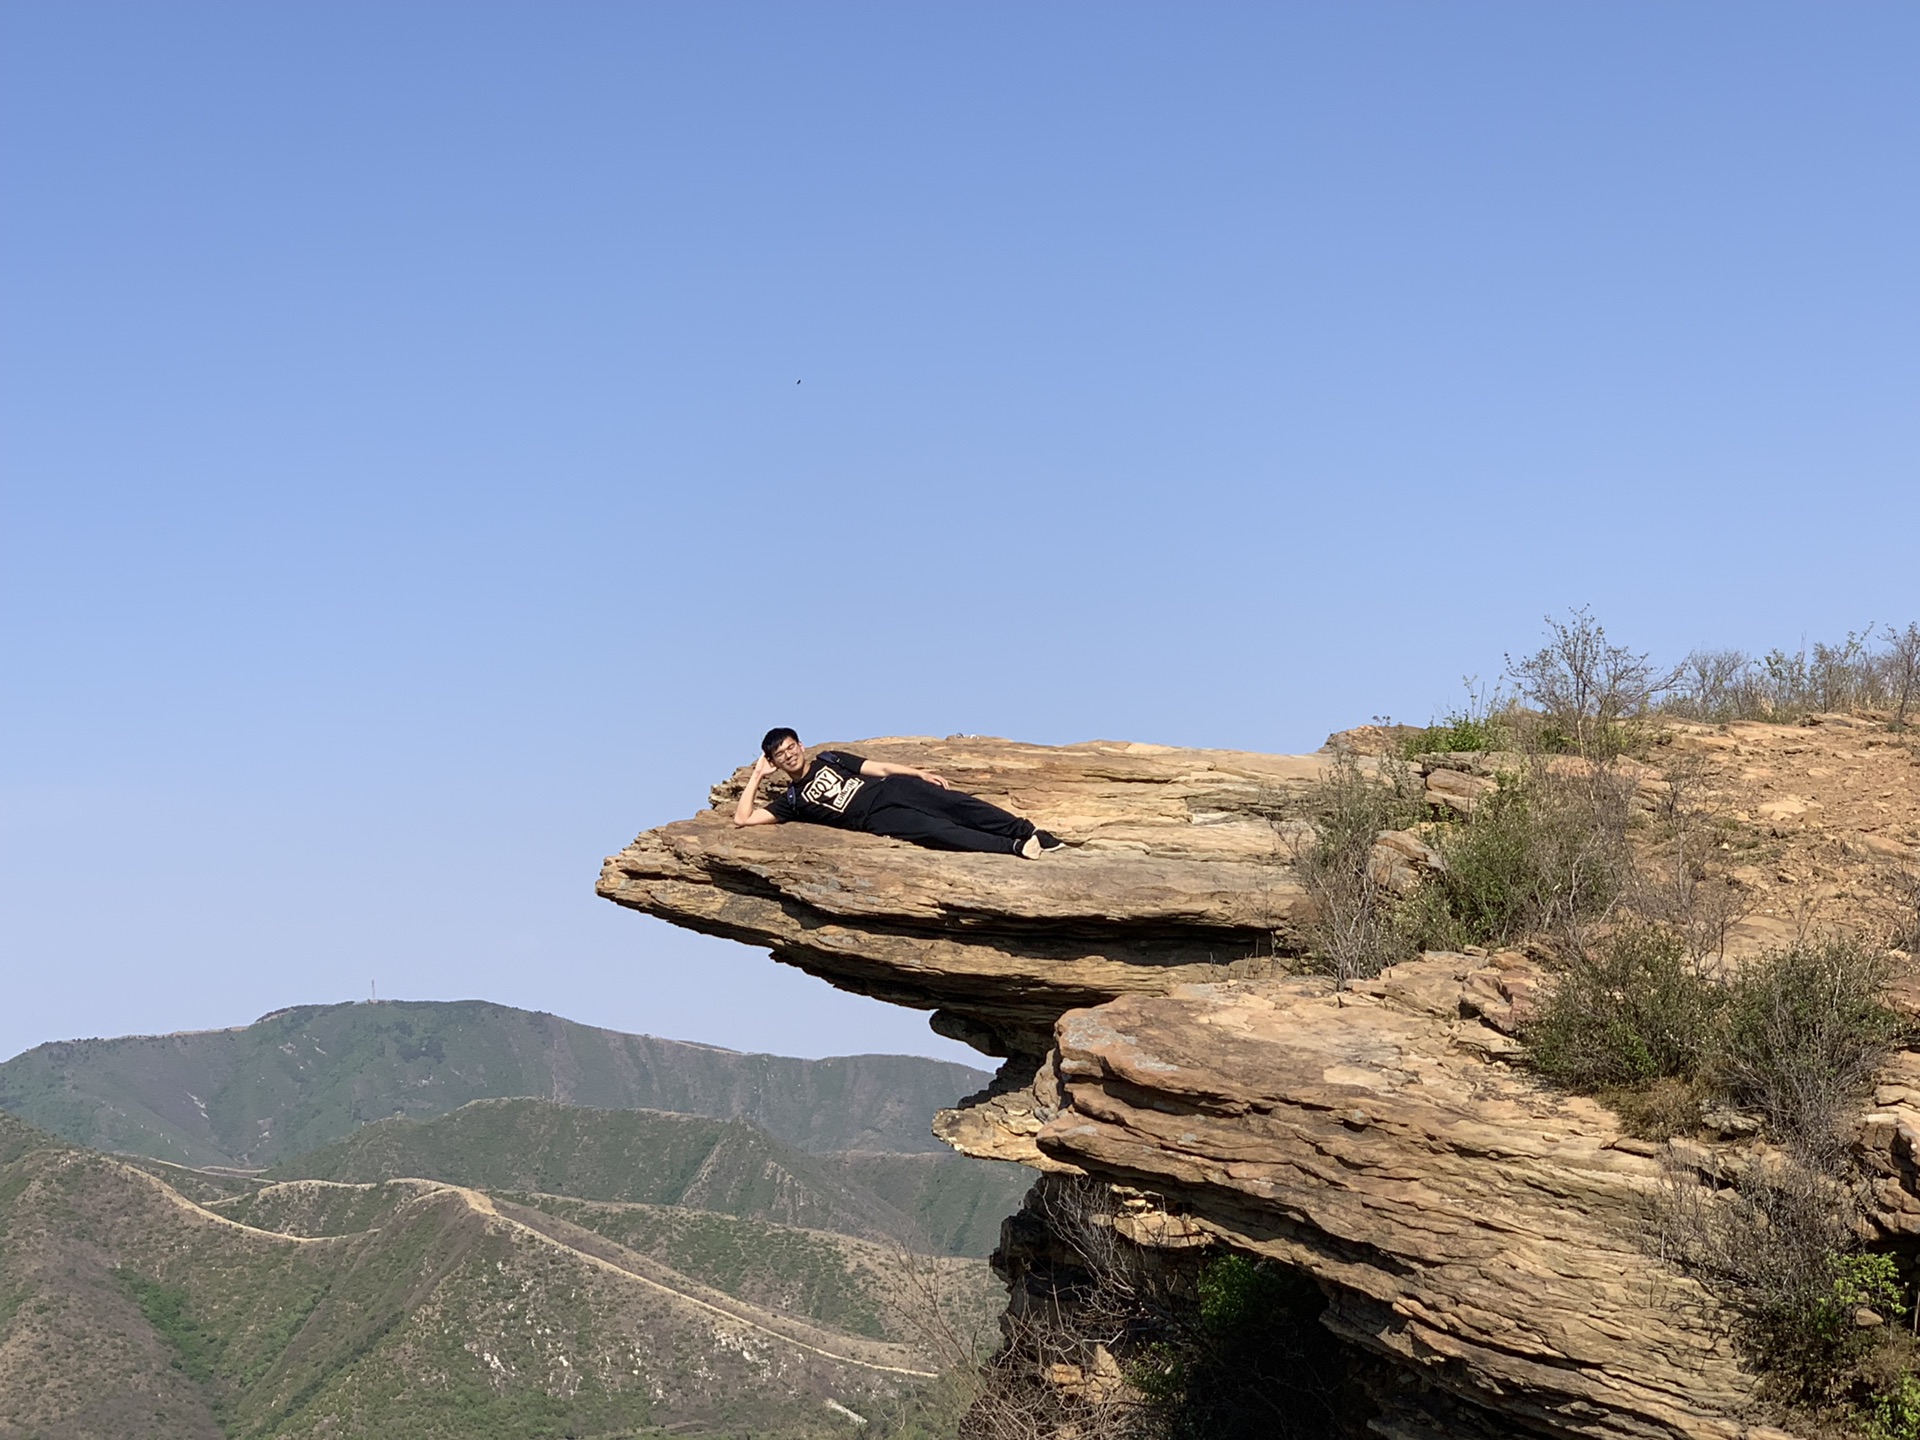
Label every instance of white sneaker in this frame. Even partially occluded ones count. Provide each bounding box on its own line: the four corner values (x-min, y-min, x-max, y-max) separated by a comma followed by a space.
1018, 834, 1043, 860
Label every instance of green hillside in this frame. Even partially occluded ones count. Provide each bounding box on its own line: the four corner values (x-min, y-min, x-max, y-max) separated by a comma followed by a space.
0, 999, 990, 1168
499, 1195, 890, 1341
820, 1151, 1033, 1258
0, 1109, 52, 1167
0, 1114, 983, 1439
264, 1097, 1029, 1258
266, 1098, 922, 1243
205, 1179, 1000, 1350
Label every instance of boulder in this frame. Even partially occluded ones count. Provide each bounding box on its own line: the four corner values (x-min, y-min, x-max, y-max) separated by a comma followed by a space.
1424, 766, 1499, 815
1369, 827, 1445, 893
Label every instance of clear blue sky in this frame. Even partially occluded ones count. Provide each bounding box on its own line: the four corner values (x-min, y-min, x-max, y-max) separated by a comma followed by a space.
3, 2, 1915, 1068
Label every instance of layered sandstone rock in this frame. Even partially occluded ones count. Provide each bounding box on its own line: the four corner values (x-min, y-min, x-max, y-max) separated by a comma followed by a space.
598, 732, 1918, 1439
598, 737, 1336, 1054
1037, 967, 1754, 1439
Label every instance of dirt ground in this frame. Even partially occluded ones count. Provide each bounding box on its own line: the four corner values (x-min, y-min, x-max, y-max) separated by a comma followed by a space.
1658, 714, 1920, 957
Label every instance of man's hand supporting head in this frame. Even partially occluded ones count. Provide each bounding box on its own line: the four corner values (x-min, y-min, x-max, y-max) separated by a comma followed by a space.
734, 754, 781, 827
733, 729, 952, 828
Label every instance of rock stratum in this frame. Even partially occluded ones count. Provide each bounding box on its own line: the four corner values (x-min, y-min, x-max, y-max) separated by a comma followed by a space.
599, 733, 1920, 1440
599, 739, 1330, 1052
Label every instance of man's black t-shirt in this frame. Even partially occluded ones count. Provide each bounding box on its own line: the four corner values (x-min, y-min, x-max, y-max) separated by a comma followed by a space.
766, 751, 878, 828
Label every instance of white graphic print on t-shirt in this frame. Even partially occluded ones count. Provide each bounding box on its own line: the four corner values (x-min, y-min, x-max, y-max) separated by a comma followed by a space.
801, 764, 864, 813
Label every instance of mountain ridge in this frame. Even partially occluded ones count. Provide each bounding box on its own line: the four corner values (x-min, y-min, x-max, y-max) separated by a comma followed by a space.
261, 1095, 1030, 1255
0, 998, 989, 1168
0, 1108, 996, 1438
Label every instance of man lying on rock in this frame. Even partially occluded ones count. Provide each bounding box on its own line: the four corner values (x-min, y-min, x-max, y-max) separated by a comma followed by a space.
734, 728, 1064, 859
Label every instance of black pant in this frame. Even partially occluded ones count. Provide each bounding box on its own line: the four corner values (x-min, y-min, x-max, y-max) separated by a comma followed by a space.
860, 776, 1036, 854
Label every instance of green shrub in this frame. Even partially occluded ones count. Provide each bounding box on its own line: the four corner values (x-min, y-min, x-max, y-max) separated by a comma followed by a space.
1404, 709, 1504, 757
1427, 777, 1537, 943
1822, 1255, 1907, 1336
1399, 679, 1514, 758
1864, 1370, 1920, 1440
1526, 925, 1723, 1092
1139, 1252, 1346, 1440
1422, 765, 1634, 949
116, 1270, 222, 1389
1718, 937, 1904, 1163
1754, 1247, 1907, 1394
1195, 1253, 1278, 1332
1125, 1254, 1294, 1411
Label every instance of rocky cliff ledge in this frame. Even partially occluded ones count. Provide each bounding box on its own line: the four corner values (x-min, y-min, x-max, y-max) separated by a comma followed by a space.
598, 737, 1798, 1439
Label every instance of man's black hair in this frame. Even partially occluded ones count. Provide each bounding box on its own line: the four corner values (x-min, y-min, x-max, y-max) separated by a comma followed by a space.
761, 727, 800, 759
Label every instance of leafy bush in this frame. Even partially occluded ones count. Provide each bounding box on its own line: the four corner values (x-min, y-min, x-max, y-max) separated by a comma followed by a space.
1401, 686, 1513, 757
1718, 937, 1904, 1164
1194, 1253, 1270, 1329
1525, 928, 1901, 1157
1525, 925, 1723, 1092
1864, 1371, 1920, 1440
1765, 1246, 1907, 1392
1421, 777, 1536, 943
116, 1270, 223, 1389
1150, 1254, 1338, 1440
1126, 1254, 1318, 1411
1622, 935, 1911, 1422
1421, 763, 1634, 950
1825, 1255, 1908, 1336
1405, 712, 1498, 755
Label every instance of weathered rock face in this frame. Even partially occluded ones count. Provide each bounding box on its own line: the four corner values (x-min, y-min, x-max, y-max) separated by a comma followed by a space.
598, 738, 1338, 1056
1040, 971, 1752, 1439
598, 737, 1809, 1439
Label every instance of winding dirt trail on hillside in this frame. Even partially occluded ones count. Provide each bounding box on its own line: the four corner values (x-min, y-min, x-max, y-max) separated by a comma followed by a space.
125, 1157, 946, 1379
454, 1185, 941, 1378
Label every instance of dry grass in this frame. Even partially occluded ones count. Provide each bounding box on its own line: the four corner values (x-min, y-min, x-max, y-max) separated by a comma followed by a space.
1656, 1157, 1902, 1403
1288, 752, 1425, 987
885, 1177, 1352, 1440
1661, 622, 1920, 727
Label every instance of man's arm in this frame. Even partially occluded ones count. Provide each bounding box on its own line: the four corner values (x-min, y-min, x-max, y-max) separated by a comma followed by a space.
857, 759, 949, 789
734, 756, 783, 826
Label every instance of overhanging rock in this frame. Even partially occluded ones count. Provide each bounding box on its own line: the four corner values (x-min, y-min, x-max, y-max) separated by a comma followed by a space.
598, 735, 1789, 1439
598, 736, 1329, 1054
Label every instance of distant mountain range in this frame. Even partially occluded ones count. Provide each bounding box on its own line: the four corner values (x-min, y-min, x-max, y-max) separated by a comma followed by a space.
0, 998, 991, 1167
0, 1110, 1004, 1439
0, 1001, 1031, 1438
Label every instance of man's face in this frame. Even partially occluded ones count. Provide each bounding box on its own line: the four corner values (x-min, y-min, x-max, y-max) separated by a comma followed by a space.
767, 736, 806, 777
